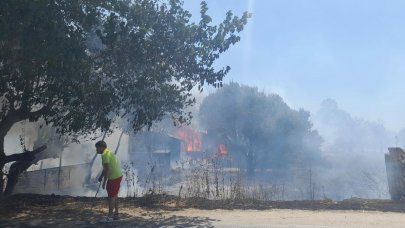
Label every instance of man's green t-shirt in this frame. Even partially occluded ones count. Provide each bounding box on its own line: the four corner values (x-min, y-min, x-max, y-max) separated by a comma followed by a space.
101, 148, 122, 180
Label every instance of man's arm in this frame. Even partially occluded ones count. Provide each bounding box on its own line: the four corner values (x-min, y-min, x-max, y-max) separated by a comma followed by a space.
102, 163, 110, 189
98, 170, 105, 182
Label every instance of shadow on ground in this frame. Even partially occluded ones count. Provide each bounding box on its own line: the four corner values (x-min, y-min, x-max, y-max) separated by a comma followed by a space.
0, 215, 214, 228
0, 194, 215, 227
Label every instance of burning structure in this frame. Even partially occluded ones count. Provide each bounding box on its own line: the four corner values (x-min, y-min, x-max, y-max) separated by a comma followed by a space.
176, 128, 203, 153
12, 126, 229, 195
128, 127, 229, 174
128, 131, 182, 175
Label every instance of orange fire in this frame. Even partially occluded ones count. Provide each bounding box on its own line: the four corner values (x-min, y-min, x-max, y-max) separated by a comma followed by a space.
176, 128, 203, 152
217, 144, 228, 156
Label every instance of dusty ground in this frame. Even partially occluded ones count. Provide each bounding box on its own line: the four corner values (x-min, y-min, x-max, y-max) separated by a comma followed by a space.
1, 194, 405, 227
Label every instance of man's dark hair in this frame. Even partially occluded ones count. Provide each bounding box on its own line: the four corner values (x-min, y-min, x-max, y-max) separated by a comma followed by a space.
95, 140, 107, 148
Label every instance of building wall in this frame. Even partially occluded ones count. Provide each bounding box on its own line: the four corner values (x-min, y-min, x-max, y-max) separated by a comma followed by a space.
128, 132, 181, 173
14, 163, 90, 195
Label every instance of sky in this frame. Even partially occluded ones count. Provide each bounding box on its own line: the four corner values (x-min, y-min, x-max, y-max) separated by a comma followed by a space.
183, 0, 405, 132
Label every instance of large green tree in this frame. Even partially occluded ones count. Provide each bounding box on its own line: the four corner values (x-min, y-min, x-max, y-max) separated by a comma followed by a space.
199, 83, 323, 177
0, 0, 250, 196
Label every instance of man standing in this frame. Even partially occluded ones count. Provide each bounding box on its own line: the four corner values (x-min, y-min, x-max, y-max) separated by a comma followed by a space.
95, 140, 123, 222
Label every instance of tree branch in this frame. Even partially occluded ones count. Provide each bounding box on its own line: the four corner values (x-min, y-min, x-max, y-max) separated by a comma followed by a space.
4, 145, 47, 164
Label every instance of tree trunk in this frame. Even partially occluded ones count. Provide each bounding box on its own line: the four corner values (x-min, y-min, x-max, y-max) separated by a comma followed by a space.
246, 141, 255, 178
0, 109, 47, 196
114, 131, 125, 155
0, 111, 26, 197
0, 126, 9, 197
246, 149, 254, 178
3, 145, 47, 196
4, 159, 33, 195
0, 162, 5, 197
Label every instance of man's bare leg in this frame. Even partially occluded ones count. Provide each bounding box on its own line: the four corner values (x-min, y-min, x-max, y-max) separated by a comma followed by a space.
114, 196, 119, 215
108, 197, 115, 217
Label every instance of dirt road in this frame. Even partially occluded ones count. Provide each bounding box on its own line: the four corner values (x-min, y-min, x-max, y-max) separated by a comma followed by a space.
160, 209, 405, 228
1, 194, 405, 227
3, 207, 405, 227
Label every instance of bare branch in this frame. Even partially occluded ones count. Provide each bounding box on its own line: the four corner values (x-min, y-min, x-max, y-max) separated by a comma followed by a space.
4, 145, 47, 164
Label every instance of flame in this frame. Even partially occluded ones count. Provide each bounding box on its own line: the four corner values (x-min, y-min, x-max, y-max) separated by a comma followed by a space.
176, 128, 203, 152
217, 144, 228, 156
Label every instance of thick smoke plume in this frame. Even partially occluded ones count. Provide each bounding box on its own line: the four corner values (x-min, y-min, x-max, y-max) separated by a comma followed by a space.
312, 99, 392, 199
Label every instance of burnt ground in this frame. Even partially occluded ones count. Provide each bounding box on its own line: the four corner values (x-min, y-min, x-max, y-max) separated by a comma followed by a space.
1, 194, 405, 227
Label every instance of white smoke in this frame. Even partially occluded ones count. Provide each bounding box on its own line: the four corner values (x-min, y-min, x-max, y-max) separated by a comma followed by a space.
312, 98, 393, 199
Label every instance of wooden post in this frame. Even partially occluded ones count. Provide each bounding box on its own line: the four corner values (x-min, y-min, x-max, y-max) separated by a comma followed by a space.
44, 169, 47, 190
385, 147, 405, 200
58, 150, 63, 190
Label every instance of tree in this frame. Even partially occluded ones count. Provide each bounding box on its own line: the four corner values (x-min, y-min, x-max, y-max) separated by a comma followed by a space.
0, 0, 250, 196
199, 83, 323, 177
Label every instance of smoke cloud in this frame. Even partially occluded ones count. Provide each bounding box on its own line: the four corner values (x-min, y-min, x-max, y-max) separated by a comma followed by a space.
4, 90, 397, 200
312, 98, 393, 199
